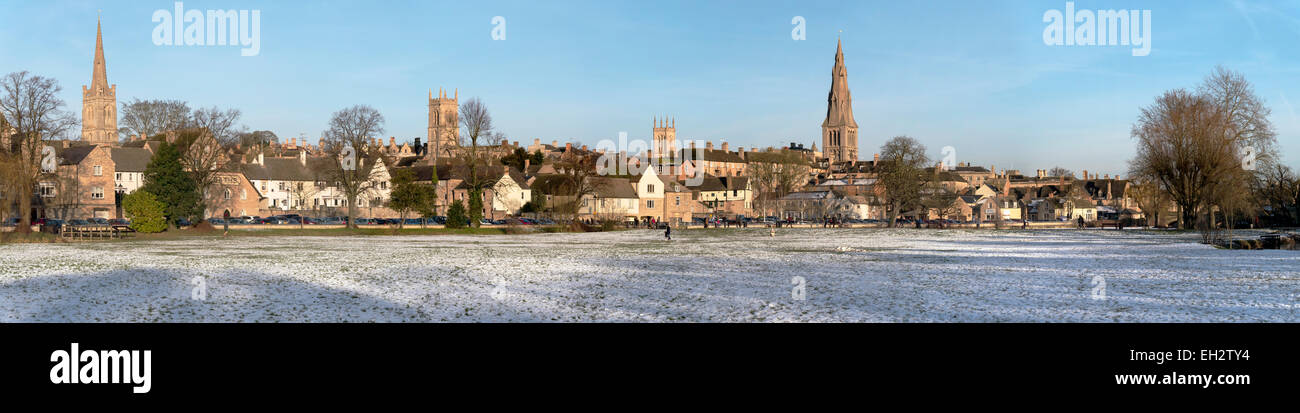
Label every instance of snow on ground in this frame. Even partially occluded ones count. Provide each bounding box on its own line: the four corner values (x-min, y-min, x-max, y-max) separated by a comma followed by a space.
0, 229, 1296, 322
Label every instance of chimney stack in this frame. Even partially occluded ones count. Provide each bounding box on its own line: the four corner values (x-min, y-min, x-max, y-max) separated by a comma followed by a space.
1083, 170, 1088, 180
706, 141, 713, 150
565, 142, 572, 152
721, 142, 729, 152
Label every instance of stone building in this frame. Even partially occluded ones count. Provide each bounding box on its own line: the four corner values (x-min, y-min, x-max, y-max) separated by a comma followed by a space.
652, 117, 677, 156
427, 88, 459, 161
821, 39, 858, 163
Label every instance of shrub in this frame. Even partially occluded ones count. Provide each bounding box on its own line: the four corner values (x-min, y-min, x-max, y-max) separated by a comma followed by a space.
122, 191, 168, 233
446, 200, 467, 229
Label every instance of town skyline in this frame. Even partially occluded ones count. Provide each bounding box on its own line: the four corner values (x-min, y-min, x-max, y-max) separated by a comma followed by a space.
2, 1, 1299, 177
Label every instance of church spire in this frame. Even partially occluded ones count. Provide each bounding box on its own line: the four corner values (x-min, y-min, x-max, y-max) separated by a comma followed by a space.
821, 38, 858, 162
91, 15, 109, 91
82, 14, 117, 145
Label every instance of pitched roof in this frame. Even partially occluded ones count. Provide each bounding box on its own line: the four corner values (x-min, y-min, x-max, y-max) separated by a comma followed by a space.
588, 177, 637, 198
110, 147, 152, 172
243, 157, 320, 181
659, 176, 692, 193
57, 145, 98, 165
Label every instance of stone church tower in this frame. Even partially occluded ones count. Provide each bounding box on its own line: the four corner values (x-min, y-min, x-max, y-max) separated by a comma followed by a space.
82, 17, 117, 146
427, 88, 459, 160
652, 116, 676, 156
821, 38, 858, 163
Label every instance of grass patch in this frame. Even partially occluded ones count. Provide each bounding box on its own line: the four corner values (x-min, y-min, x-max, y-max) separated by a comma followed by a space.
0, 231, 59, 244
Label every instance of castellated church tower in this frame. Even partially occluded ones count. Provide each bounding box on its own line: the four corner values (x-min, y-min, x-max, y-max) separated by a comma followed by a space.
82, 17, 117, 145
652, 116, 676, 156
427, 88, 459, 160
821, 38, 858, 163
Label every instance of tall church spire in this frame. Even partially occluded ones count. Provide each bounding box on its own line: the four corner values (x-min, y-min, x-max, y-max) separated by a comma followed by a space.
82, 15, 117, 145
91, 15, 108, 91
821, 38, 858, 162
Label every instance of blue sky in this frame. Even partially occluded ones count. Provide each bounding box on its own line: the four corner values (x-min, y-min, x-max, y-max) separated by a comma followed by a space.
2, 0, 1298, 176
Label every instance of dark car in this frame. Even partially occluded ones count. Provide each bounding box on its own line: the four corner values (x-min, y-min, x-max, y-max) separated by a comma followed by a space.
175, 218, 192, 227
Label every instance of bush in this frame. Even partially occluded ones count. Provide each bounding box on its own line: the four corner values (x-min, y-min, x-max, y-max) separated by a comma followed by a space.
122, 191, 168, 233
446, 200, 467, 229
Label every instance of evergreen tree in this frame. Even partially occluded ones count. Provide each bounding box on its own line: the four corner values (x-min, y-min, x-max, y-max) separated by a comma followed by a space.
387, 168, 435, 228
446, 199, 467, 229
467, 189, 484, 227
141, 141, 201, 226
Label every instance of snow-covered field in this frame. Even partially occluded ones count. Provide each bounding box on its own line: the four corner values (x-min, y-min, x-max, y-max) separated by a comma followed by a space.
0, 229, 1295, 322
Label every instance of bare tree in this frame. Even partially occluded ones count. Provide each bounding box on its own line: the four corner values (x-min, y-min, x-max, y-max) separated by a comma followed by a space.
554, 151, 604, 219
191, 107, 246, 145
1129, 68, 1277, 231
457, 98, 503, 227
0, 71, 78, 232
1047, 166, 1075, 178
117, 98, 192, 139
1252, 164, 1297, 226
320, 105, 386, 229
877, 136, 930, 227
750, 149, 812, 218
1129, 90, 1228, 229
1127, 178, 1170, 227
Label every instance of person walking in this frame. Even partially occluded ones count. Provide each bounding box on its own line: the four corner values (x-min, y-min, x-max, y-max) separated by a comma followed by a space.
664, 224, 672, 241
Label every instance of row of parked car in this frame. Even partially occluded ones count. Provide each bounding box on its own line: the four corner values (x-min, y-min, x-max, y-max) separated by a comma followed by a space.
3, 217, 132, 227
204, 215, 558, 227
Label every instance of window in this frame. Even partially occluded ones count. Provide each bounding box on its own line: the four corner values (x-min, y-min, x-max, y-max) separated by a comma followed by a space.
297, 182, 304, 191
115, 172, 121, 181
647, 200, 655, 209
240, 189, 247, 200
675, 196, 680, 206
93, 165, 102, 176
278, 182, 286, 191
648, 184, 655, 194
39, 183, 55, 198
224, 189, 232, 200
260, 182, 266, 191
91, 187, 104, 200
